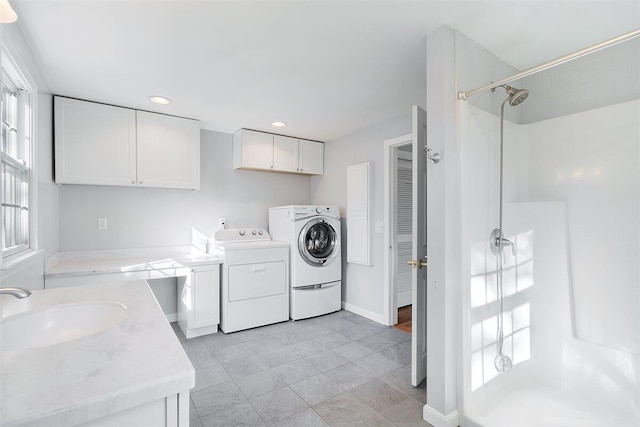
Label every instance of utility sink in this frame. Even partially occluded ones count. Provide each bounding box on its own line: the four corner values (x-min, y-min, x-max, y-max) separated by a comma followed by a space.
0, 302, 128, 351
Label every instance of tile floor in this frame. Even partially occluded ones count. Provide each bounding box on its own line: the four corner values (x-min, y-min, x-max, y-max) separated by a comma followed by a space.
171, 309, 432, 427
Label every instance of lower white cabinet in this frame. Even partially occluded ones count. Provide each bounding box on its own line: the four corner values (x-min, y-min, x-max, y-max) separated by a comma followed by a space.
178, 265, 220, 338
79, 392, 190, 427
234, 129, 324, 175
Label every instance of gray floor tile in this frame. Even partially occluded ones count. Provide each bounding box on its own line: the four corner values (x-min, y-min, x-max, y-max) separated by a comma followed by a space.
202, 332, 243, 350
379, 341, 411, 366
376, 327, 412, 344
235, 327, 276, 343
324, 362, 374, 390
210, 342, 255, 363
313, 391, 393, 427
322, 318, 358, 332
313, 332, 352, 349
190, 417, 203, 427
250, 386, 310, 425
271, 408, 329, 427
357, 333, 398, 352
236, 369, 288, 399
199, 401, 265, 427
288, 338, 327, 358
272, 328, 317, 345
351, 378, 408, 412
332, 342, 374, 361
182, 336, 210, 355
380, 365, 427, 404
272, 358, 321, 385
243, 336, 286, 354
260, 345, 304, 368
193, 364, 231, 391
191, 380, 247, 418
189, 397, 199, 420
354, 353, 404, 377
339, 323, 389, 341
188, 349, 220, 370
221, 354, 270, 380
290, 373, 345, 406
305, 349, 350, 372
379, 398, 433, 427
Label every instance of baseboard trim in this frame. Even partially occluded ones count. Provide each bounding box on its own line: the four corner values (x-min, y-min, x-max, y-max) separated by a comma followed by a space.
165, 313, 178, 323
341, 301, 387, 325
423, 405, 459, 427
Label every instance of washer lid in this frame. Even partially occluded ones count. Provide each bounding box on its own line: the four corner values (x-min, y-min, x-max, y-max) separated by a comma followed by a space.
214, 228, 270, 243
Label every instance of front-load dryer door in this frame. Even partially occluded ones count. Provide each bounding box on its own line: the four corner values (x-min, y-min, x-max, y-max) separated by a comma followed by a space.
298, 218, 340, 267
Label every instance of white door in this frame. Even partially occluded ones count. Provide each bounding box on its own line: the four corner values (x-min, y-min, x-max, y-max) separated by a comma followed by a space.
410, 105, 428, 386
394, 149, 413, 308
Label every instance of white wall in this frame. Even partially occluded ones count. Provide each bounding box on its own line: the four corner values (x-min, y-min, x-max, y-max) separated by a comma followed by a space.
310, 113, 411, 320
58, 130, 311, 251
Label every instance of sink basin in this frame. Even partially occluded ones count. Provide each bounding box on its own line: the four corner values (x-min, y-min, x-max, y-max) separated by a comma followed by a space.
0, 302, 128, 351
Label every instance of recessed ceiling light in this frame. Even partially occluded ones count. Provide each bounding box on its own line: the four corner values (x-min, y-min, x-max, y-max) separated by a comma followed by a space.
149, 95, 171, 105
271, 121, 286, 127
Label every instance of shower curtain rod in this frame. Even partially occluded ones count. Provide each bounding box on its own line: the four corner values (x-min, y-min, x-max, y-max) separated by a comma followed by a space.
457, 28, 640, 101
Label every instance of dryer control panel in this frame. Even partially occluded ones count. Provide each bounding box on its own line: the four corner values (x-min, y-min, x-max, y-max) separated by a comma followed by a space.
214, 228, 270, 242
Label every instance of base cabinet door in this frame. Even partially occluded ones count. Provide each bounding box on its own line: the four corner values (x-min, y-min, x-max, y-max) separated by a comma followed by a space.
178, 265, 220, 338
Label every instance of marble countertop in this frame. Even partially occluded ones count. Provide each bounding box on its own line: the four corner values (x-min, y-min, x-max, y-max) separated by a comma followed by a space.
45, 245, 223, 278
0, 281, 195, 426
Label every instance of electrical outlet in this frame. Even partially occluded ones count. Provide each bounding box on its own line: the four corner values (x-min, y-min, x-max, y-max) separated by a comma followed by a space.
98, 217, 108, 230
375, 222, 384, 233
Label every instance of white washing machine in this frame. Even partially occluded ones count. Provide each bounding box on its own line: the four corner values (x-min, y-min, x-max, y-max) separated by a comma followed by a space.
269, 205, 341, 320
212, 228, 289, 333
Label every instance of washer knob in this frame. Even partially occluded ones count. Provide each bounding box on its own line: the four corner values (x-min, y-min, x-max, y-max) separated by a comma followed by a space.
258, 231, 263, 235
252, 230, 257, 235
239, 230, 245, 236
316, 207, 322, 214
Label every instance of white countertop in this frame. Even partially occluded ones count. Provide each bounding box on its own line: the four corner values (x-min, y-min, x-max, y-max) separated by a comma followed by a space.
45, 245, 223, 278
0, 281, 195, 426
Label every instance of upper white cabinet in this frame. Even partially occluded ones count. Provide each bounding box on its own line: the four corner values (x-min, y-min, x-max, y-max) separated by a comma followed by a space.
233, 129, 323, 175
54, 97, 137, 186
54, 96, 200, 190
233, 129, 273, 170
298, 139, 323, 175
136, 111, 200, 189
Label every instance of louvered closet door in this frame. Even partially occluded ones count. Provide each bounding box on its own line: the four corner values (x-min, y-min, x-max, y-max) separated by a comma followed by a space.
394, 154, 413, 307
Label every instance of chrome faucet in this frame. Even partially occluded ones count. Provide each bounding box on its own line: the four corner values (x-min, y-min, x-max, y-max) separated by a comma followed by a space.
0, 287, 32, 299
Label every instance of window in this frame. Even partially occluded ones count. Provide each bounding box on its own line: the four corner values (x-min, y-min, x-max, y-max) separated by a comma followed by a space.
1, 47, 33, 258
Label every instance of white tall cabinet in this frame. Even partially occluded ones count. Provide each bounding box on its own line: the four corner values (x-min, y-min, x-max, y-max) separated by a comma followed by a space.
234, 129, 323, 175
54, 97, 200, 190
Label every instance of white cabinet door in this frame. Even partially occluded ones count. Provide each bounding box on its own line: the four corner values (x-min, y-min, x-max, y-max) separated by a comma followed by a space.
233, 129, 273, 170
298, 139, 324, 175
136, 111, 200, 190
273, 135, 299, 172
54, 97, 136, 186
191, 267, 220, 329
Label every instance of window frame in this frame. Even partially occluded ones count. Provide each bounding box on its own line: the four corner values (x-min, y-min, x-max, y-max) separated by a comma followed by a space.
0, 34, 37, 264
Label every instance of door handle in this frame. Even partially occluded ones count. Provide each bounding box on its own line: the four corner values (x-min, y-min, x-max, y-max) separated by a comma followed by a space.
407, 259, 427, 269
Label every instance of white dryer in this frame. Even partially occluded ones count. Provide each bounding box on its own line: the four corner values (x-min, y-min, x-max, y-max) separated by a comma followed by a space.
269, 205, 341, 320
213, 228, 289, 333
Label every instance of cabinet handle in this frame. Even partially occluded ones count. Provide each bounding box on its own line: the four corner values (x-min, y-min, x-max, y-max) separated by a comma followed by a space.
131, 180, 135, 184
300, 168, 303, 172
139, 181, 143, 184
270, 165, 273, 169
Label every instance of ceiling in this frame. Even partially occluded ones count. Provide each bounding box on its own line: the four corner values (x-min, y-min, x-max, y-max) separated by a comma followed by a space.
12, 1, 640, 141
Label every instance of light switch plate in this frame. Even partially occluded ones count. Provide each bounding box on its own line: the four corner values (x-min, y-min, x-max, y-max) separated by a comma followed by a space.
375, 222, 384, 233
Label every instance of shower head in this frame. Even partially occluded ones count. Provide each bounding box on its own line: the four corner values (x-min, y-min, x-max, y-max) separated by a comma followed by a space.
506, 86, 529, 106
492, 84, 529, 106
